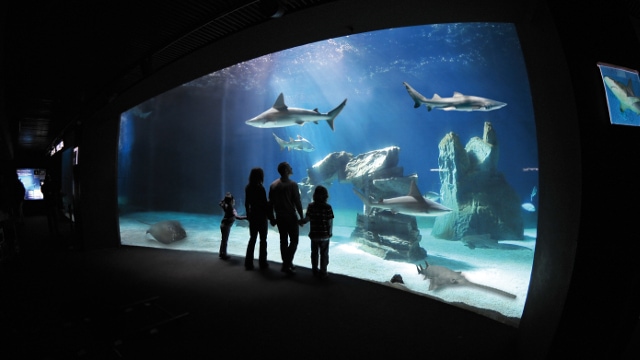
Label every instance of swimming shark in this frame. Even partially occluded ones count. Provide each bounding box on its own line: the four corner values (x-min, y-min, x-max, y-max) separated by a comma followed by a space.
603, 76, 640, 115
272, 133, 315, 152
402, 81, 507, 112
245, 93, 347, 131
352, 180, 452, 217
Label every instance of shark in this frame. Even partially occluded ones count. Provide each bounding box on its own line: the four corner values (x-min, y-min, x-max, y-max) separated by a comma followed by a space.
245, 93, 347, 131
603, 76, 640, 115
417, 261, 517, 298
402, 81, 507, 112
272, 133, 315, 152
461, 234, 532, 251
352, 179, 452, 217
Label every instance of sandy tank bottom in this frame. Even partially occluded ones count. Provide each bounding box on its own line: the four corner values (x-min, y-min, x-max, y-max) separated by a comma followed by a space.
119, 210, 536, 326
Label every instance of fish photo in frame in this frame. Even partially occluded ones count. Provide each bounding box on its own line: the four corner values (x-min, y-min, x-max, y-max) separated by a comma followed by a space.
597, 62, 640, 127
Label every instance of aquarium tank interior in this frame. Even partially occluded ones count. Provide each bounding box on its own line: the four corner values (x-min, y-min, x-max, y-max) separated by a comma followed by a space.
118, 22, 538, 326
17, 168, 46, 200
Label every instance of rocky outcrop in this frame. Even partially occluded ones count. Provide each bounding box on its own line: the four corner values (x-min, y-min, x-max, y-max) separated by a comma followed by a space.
300, 151, 353, 204
344, 146, 403, 190
432, 121, 524, 241
351, 210, 426, 261
299, 146, 425, 262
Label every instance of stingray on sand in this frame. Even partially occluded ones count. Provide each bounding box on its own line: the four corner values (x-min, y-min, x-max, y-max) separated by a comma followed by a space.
140, 220, 187, 244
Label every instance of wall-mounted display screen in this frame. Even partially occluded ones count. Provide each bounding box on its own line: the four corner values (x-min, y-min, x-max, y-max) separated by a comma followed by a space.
17, 168, 46, 200
118, 22, 539, 326
598, 62, 640, 126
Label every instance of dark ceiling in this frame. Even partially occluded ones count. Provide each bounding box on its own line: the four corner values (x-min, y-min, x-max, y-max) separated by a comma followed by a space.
5, 0, 640, 164
1, 0, 333, 161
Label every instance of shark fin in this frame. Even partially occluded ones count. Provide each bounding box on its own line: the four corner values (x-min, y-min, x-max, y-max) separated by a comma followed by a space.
408, 180, 423, 199
295, 120, 305, 125
272, 133, 285, 151
453, 92, 464, 97
432, 93, 441, 99
273, 93, 287, 110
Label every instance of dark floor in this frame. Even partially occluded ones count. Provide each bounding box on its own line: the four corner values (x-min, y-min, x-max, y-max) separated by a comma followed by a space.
1, 214, 519, 359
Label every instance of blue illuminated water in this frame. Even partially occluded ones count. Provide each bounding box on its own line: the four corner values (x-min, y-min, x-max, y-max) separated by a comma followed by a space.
117, 22, 538, 324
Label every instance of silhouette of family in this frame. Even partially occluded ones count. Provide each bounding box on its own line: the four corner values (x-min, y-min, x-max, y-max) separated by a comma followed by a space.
218, 162, 334, 278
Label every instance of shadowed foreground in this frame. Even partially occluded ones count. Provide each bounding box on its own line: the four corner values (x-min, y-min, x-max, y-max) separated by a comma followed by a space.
1, 215, 517, 359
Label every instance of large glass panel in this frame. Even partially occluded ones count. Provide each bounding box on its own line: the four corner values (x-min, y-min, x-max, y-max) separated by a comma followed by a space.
118, 23, 538, 325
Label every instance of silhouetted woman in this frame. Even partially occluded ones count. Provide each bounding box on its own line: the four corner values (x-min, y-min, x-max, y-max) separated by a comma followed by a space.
244, 167, 273, 270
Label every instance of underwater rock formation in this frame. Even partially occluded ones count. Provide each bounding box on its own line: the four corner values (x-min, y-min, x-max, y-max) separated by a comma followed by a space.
299, 146, 426, 262
307, 151, 354, 184
300, 151, 353, 204
370, 174, 418, 201
432, 121, 524, 241
351, 210, 426, 261
344, 146, 403, 190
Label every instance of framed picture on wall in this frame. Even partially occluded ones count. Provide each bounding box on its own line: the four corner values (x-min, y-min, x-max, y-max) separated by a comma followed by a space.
597, 62, 640, 126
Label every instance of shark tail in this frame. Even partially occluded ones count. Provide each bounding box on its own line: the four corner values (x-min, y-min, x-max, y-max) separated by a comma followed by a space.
352, 187, 372, 215
403, 81, 428, 109
469, 283, 517, 299
326, 98, 348, 131
272, 133, 285, 151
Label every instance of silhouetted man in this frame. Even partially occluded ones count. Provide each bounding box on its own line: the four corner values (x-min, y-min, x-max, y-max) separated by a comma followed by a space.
269, 162, 303, 274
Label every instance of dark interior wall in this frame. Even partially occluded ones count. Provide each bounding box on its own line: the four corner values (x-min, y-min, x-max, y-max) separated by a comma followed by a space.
72, 0, 638, 358
74, 114, 120, 249
514, 2, 581, 359
544, 1, 640, 358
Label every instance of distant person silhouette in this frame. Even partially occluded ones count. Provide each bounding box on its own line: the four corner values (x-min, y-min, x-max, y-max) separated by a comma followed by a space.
299, 185, 334, 278
0, 170, 25, 252
244, 167, 274, 270
0, 171, 11, 221
218, 192, 247, 260
269, 162, 303, 274
10, 172, 26, 224
41, 173, 61, 240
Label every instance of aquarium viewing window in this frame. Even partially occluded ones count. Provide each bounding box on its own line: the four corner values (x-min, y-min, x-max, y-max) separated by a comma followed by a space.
118, 22, 539, 326
17, 168, 46, 200
598, 62, 640, 126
